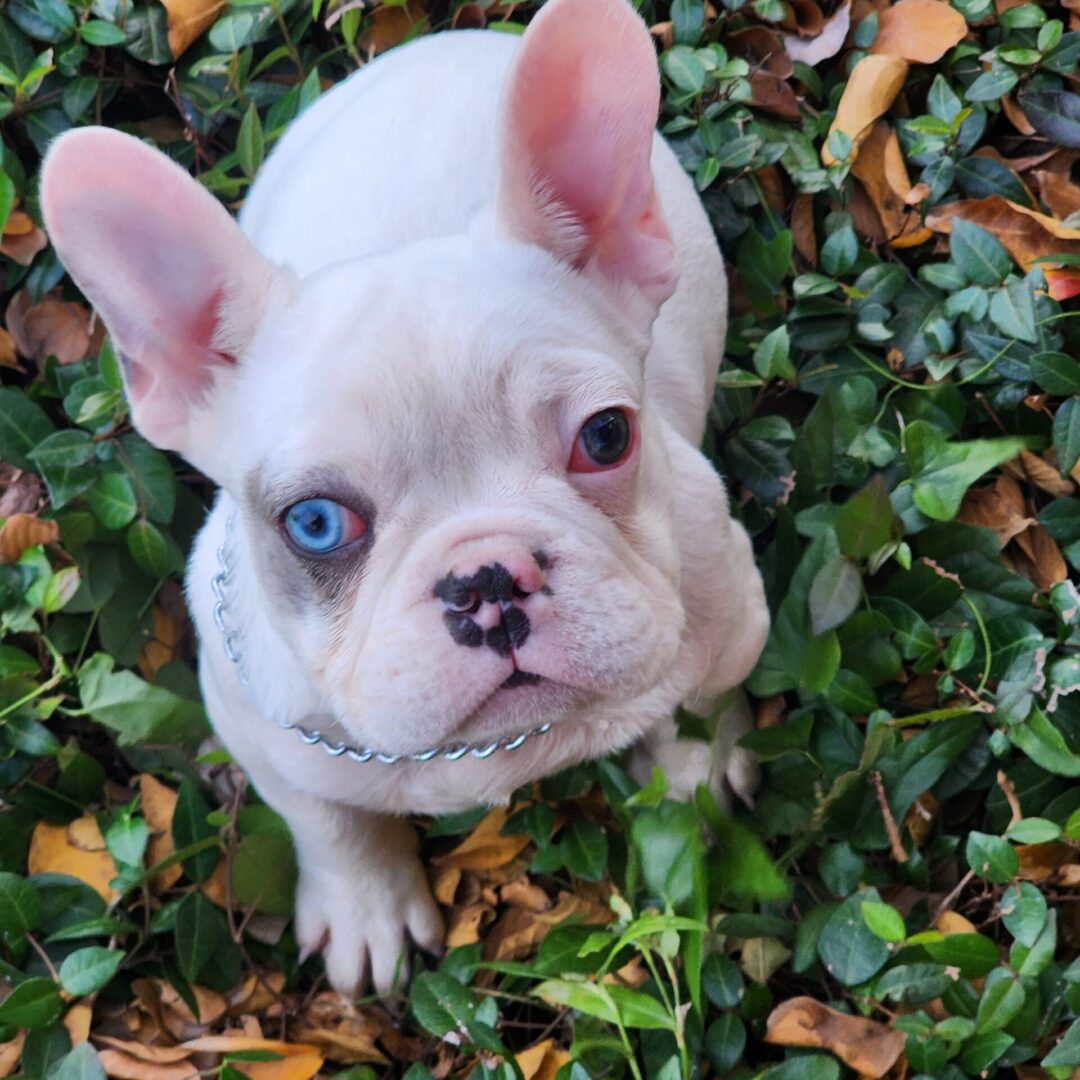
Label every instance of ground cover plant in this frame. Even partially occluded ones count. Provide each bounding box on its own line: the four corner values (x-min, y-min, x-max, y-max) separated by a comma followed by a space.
0, 0, 1079, 1074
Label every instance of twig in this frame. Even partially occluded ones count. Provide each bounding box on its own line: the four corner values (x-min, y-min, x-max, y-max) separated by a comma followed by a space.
997, 769, 1023, 828
932, 869, 975, 925
24, 932, 60, 983
870, 771, 907, 863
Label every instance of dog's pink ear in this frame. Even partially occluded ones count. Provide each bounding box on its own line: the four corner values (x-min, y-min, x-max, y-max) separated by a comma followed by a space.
41, 128, 279, 456
496, 0, 676, 321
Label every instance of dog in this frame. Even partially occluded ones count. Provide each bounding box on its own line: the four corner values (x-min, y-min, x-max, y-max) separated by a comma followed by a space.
41, 0, 769, 995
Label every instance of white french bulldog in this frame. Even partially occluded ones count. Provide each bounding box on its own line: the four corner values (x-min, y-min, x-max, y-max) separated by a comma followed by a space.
41, 0, 768, 995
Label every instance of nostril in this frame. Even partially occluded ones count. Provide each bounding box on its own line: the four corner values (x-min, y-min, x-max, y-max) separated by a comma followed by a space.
443, 590, 481, 615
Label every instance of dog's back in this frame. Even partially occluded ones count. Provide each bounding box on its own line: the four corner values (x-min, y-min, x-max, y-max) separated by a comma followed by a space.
241, 30, 726, 444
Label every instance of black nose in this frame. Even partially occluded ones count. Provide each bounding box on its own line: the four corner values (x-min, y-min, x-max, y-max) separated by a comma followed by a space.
435, 563, 532, 655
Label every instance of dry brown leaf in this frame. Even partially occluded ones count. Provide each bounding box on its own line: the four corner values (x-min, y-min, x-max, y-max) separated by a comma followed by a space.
925, 196, 1080, 272
783, 0, 826, 36
904, 791, 940, 848
784, 0, 851, 66
937, 911, 977, 935
96, 1049, 197, 1080
791, 194, 818, 266
1, 208, 48, 266
869, 0, 967, 62
515, 1040, 571, 1080
29, 816, 119, 902
0, 1032, 25, 1078
0, 327, 20, 369
0, 512, 59, 562
851, 121, 934, 246
6, 289, 96, 366
64, 1003, 93, 1045
200, 857, 230, 908
1003, 450, 1076, 498
432, 863, 462, 905
185, 1037, 322, 1080
957, 476, 1033, 548
0, 465, 42, 517
94, 1039, 192, 1065
445, 901, 495, 947
1035, 170, 1080, 221
485, 889, 612, 962
822, 55, 909, 166
360, 0, 425, 54
501, 876, 552, 912
750, 72, 801, 119
291, 996, 390, 1066
139, 773, 182, 890
161, 0, 224, 57
433, 807, 532, 871
227, 971, 285, 1017
1017, 842, 1071, 882
138, 583, 190, 682
766, 996, 905, 1077
849, 183, 888, 244
1013, 523, 1068, 592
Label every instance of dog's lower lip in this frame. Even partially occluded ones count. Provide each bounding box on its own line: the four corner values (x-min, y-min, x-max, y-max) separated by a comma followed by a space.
501, 670, 543, 689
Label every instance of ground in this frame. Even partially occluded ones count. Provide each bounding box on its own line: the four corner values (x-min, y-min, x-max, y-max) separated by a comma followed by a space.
0, 0, 1079, 1077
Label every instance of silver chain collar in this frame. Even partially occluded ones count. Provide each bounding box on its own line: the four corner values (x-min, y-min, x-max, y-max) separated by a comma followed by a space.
210, 510, 552, 765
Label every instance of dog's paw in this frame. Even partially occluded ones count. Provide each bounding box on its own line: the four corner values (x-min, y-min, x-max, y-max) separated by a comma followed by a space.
294, 860, 444, 997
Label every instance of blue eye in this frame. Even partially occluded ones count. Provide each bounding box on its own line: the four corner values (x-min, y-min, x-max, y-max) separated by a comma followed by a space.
283, 498, 367, 554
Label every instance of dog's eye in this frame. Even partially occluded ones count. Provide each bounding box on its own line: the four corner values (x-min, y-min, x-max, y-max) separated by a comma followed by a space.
568, 408, 635, 473
283, 498, 366, 554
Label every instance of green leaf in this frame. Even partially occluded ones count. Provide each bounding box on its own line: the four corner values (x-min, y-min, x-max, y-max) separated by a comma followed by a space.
0, 168, 14, 236
105, 813, 148, 868
80, 19, 127, 45
1018, 89, 1080, 149
761, 1055, 841, 1080
752, 325, 795, 382
0, 870, 40, 934
949, 218, 1011, 285
1007, 706, 1080, 776
119, 435, 176, 524
1031, 352, 1080, 394
1044, 1018, 1080, 1067
702, 953, 743, 1008
607, 984, 676, 1030
988, 281, 1037, 343
126, 519, 183, 578
0, 977, 63, 1029
172, 778, 220, 883
58, 946, 123, 996
0, 390, 57, 471
705, 1013, 746, 1073
808, 556, 860, 636
661, 46, 706, 93
835, 476, 898, 558
411, 971, 476, 1035
861, 900, 905, 943
230, 829, 297, 914
817, 890, 891, 986
559, 819, 608, 882
965, 66, 1019, 102
50, 1043, 106, 1080
703, 800, 790, 903
965, 832, 1019, 883
904, 421, 1027, 521
86, 471, 138, 530
1054, 397, 1080, 476
175, 891, 224, 983
630, 800, 702, 908
1001, 881, 1048, 947
237, 103, 265, 180
1005, 817, 1061, 844
975, 968, 1025, 1033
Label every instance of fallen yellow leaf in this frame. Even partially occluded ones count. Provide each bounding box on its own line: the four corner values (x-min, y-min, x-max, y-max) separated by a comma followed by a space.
160, 0, 225, 58
433, 807, 532, 871
0, 512, 59, 563
139, 773, 183, 891
766, 996, 905, 1077
29, 816, 119, 902
823, 55, 910, 166
869, 0, 967, 62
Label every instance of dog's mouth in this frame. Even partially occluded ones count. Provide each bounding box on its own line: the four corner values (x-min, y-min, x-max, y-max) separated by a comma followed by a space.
501, 670, 543, 689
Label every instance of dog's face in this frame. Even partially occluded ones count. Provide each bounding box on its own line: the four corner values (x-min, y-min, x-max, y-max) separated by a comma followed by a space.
41, 0, 695, 755
215, 242, 685, 753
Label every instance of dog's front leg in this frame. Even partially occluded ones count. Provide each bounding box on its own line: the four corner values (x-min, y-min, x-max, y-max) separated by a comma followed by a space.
200, 666, 444, 996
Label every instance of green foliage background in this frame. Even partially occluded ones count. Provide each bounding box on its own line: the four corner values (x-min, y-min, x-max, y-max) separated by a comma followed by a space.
0, 0, 1079, 1075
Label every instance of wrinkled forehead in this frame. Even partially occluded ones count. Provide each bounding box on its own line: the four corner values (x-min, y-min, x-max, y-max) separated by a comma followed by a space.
228, 243, 646, 491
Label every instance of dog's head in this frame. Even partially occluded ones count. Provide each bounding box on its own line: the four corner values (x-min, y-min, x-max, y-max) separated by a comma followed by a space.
42, 0, 700, 756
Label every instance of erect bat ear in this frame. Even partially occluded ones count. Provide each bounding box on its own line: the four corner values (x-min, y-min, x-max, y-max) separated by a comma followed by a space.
495, 0, 677, 328
41, 127, 281, 460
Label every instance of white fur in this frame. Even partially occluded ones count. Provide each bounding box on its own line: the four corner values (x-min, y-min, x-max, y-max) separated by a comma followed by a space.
41, 0, 769, 996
